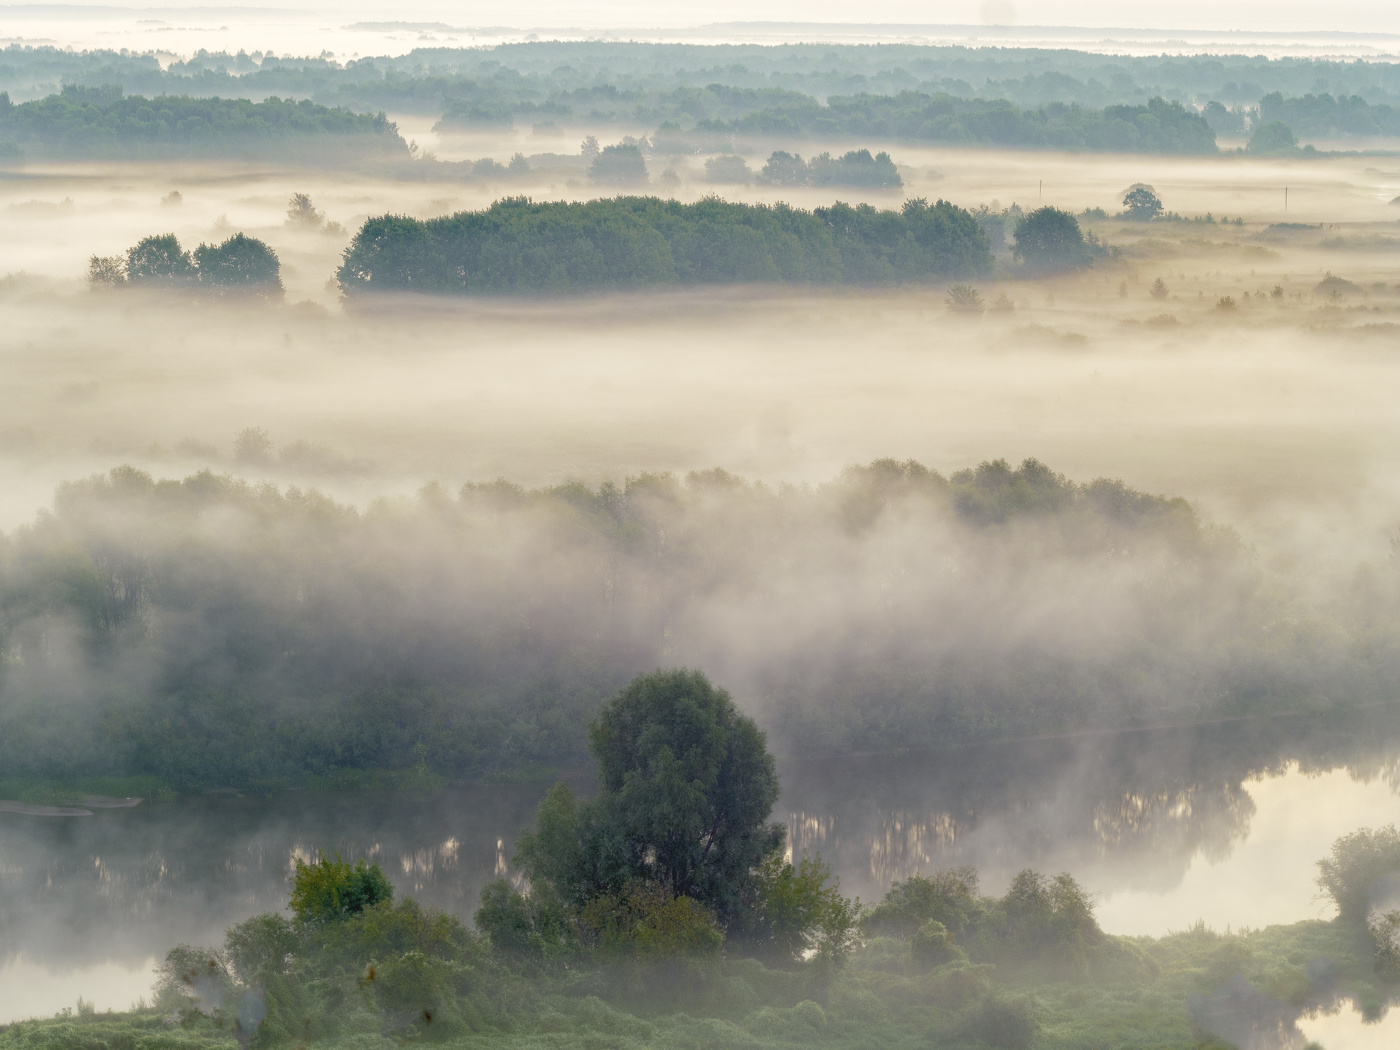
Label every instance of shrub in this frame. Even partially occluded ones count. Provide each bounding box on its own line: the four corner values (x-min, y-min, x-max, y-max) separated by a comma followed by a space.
863, 869, 982, 939
290, 853, 393, 925
960, 992, 1039, 1049
945, 283, 984, 313
910, 920, 965, 972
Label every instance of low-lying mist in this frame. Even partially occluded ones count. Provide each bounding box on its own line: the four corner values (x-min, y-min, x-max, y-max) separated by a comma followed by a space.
2, 454, 1396, 789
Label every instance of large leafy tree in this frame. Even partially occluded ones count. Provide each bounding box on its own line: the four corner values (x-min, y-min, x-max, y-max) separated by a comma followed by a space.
517, 669, 784, 926
126, 233, 194, 284
1012, 206, 1092, 274
193, 233, 284, 297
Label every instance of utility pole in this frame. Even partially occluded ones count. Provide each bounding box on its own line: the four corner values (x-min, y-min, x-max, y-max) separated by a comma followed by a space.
1285, 186, 1288, 211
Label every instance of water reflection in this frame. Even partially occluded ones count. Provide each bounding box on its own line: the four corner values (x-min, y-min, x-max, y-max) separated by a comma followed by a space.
6, 713, 1400, 1023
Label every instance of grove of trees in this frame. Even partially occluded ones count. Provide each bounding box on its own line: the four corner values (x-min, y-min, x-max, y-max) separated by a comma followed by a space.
335, 195, 992, 295
89, 232, 283, 296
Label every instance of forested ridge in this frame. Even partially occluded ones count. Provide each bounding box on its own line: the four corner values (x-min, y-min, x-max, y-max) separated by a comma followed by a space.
335, 196, 993, 295
0, 85, 407, 160
0, 457, 1391, 792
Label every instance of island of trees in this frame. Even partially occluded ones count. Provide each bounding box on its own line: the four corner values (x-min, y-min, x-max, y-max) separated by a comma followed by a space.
335, 196, 994, 295
89, 232, 283, 297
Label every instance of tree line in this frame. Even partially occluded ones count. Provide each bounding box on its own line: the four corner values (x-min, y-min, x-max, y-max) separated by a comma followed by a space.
335, 195, 993, 295
0, 84, 406, 160
9, 42, 1400, 121
692, 94, 1218, 154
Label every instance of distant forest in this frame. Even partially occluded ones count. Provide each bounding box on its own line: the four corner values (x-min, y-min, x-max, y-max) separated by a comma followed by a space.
0, 85, 407, 160
336, 196, 992, 295
0, 42, 1397, 146
689, 95, 1217, 154
1, 458, 1393, 791
6, 41, 1400, 114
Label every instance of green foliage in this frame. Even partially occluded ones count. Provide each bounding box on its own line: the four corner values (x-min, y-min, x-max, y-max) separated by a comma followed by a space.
741, 853, 861, 966
577, 882, 724, 958
474, 878, 577, 966
1247, 119, 1300, 154
118, 232, 281, 295
1122, 183, 1163, 220
289, 853, 393, 925
756, 148, 902, 189
705, 94, 1217, 153
945, 282, 984, 313
517, 670, 785, 927
588, 142, 647, 184
864, 868, 982, 939
336, 194, 991, 295
224, 914, 297, 985
191, 234, 284, 297
0, 85, 406, 161
703, 154, 752, 183
1317, 824, 1400, 923
959, 991, 1040, 1049
910, 920, 966, 972
127, 233, 194, 284
1011, 205, 1093, 273
1259, 90, 1400, 138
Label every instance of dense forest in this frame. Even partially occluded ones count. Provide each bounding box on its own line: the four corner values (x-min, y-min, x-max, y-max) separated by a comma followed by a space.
0, 85, 406, 160
6, 41, 1400, 113
335, 196, 993, 295
1257, 91, 1400, 138
0, 457, 1393, 792
692, 94, 1217, 153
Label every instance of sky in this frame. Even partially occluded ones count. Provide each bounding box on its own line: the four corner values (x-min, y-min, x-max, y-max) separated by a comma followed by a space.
1, 2, 1399, 60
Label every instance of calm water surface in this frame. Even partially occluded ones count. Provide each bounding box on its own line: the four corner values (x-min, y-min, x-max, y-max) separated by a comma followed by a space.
6, 714, 1400, 1041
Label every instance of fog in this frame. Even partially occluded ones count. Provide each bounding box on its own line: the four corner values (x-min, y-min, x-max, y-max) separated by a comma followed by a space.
9, 25, 1400, 1045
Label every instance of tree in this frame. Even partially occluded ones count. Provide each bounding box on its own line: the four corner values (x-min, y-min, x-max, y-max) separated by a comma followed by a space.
515, 669, 784, 927
1121, 183, 1162, 221
126, 233, 194, 284
1247, 121, 1300, 155
286, 192, 322, 227
588, 143, 647, 185
193, 233, 283, 296
289, 853, 393, 925
945, 283, 984, 313
88, 254, 126, 287
704, 155, 752, 184
1011, 206, 1092, 274
1150, 276, 1168, 300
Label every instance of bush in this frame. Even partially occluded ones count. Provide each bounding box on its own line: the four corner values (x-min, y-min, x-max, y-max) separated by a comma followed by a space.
960, 992, 1039, 1049
863, 869, 982, 939
910, 920, 965, 972
290, 853, 393, 925
945, 283, 984, 313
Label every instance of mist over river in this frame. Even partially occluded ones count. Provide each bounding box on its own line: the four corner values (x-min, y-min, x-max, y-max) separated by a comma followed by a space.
7, 713, 1400, 1026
